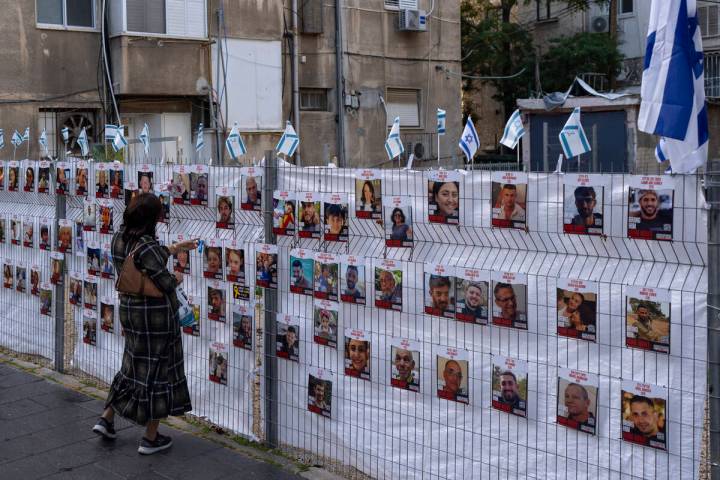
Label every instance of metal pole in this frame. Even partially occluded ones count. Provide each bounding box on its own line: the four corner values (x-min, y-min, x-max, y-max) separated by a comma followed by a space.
707, 159, 720, 478
292, 0, 302, 166
263, 149, 279, 448
335, 0, 346, 167
53, 194, 66, 372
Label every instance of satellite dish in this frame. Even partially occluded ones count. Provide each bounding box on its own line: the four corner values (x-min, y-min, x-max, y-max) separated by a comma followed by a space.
196, 77, 210, 95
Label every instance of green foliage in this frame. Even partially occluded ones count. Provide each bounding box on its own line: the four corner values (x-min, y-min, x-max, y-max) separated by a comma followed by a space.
540, 32, 623, 93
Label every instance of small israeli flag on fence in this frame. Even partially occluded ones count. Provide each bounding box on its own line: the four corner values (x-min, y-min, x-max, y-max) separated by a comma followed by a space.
61, 127, 69, 144
78, 127, 89, 156
39, 129, 48, 155
559, 107, 591, 159
499, 109, 525, 149
105, 124, 118, 143
437, 109, 446, 135
139, 123, 150, 155
639, 0, 708, 173
458, 118, 480, 162
0, 129, 5, 149
11, 130, 23, 148
655, 137, 667, 163
195, 123, 205, 153
276, 121, 300, 158
112, 126, 128, 152
22, 128, 29, 143
385, 117, 404, 160
226, 123, 247, 160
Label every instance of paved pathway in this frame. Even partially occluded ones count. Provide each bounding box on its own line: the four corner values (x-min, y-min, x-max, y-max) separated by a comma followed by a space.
0, 360, 306, 480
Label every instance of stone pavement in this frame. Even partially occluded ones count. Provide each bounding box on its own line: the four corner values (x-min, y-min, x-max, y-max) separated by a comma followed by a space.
0, 360, 313, 480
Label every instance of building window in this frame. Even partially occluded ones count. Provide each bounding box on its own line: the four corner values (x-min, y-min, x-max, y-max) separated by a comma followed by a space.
699, 5, 719, 37
109, 0, 206, 38
385, 88, 421, 128
37, 0, 94, 28
384, 0, 418, 11
300, 89, 329, 111
126, 0, 165, 34
619, 0, 634, 15
706, 54, 720, 98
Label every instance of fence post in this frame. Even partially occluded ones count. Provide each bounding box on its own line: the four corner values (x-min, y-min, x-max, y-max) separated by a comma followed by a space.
262, 150, 279, 448
707, 159, 720, 478
53, 194, 66, 372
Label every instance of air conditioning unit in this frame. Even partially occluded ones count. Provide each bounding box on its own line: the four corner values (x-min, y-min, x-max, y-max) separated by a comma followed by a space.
404, 139, 431, 163
398, 9, 427, 32
591, 16, 608, 32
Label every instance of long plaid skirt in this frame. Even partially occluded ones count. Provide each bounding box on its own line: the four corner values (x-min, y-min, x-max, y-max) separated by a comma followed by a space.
105, 294, 192, 426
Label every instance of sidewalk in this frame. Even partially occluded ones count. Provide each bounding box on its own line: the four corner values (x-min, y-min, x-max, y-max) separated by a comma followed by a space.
0, 359, 309, 480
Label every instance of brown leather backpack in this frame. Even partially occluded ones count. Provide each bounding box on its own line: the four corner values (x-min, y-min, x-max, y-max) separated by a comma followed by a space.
115, 244, 164, 298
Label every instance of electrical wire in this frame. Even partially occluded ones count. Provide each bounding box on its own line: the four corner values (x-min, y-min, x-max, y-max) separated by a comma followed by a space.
100, 0, 120, 124
440, 67, 528, 80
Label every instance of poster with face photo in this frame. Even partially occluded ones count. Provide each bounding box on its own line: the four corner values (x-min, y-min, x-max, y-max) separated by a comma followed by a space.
10, 215, 20, 245
203, 239, 223, 280
207, 280, 226, 322
0, 160, 5, 191
241, 167, 262, 211
307, 367, 333, 418
209, 342, 228, 385
232, 303, 253, 351
563, 174, 606, 235
83, 275, 98, 310
436, 346, 470, 404
627, 175, 674, 241
137, 165, 154, 194
491, 171, 528, 229
39, 218, 51, 251
455, 267, 489, 324
276, 313, 300, 362
621, 380, 667, 451
68, 272, 82, 305
7, 161, 19, 192
384, 196, 413, 248
491, 271, 528, 330
491, 355, 528, 417
427, 170, 460, 224
23, 161, 36, 193
344, 329, 370, 380
98, 199, 113, 234
39, 283, 52, 316
626, 285, 671, 353
74, 219, 85, 255
38, 161, 50, 193
313, 252, 339, 301
340, 254, 365, 305
323, 193, 349, 242
95, 162, 109, 198
83, 199, 96, 232
50, 252, 64, 285
86, 241, 101, 276
74, 161, 88, 196
15, 263, 26, 294
216, 187, 235, 229
100, 298, 115, 333
171, 234, 191, 274
424, 263, 456, 318
182, 295, 201, 336
22, 217, 34, 248
0, 217, 6, 244
58, 219, 72, 253
374, 259, 403, 311
100, 242, 113, 279
298, 192, 322, 239
56, 162, 71, 195
354, 169, 382, 219
272, 191, 296, 236
557, 278, 598, 342
172, 165, 191, 204
30, 265, 40, 296
224, 239, 245, 284
557, 368, 598, 435
110, 162, 124, 199
2, 260, 12, 289
255, 243, 278, 289
390, 338, 420, 392
313, 299, 339, 348
124, 181, 139, 208
289, 248, 314, 296
190, 164, 208, 206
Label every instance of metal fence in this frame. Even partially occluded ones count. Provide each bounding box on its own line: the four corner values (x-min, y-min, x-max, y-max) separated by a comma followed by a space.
0, 155, 710, 479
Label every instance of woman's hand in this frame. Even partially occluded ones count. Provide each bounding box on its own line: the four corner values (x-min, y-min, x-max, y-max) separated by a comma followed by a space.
174, 239, 199, 253
174, 272, 183, 284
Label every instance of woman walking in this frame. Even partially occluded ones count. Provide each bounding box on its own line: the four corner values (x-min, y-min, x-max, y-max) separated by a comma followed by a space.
93, 193, 198, 454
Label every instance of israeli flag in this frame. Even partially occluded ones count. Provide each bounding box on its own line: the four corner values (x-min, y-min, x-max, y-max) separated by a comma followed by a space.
21, 128, 29, 143
437, 109, 446, 135
655, 137, 668, 163
139, 123, 150, 155
559, 107, 591, 159
639, 0, 708, 173
458, 118, 480, 162
104, 124, 118, 143
39, 129, 48, 155
112, 126, 128, 152
276, 121, 300, 157
61, 127, 70, 144
77, 127, 89, 157
225, 123, 247, 160
499, 109, 525, 149
384, 117, 404, 160
195, 123, 205, 153
0, 129, 4, 149
11, 130, 23, 147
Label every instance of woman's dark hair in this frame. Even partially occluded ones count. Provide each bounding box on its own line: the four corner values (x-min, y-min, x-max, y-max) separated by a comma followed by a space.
122, 192, 162, 243
432, 180, 458, 198
391, 207, 405, 224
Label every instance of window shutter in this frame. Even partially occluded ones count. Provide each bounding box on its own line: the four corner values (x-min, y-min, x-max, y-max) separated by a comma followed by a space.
127, 0, 165, 34
186, 0, 206, 38
166, 0, 187, 36
709, 6, 719, 37
301, 0, 323, 34
386, 89, 420, 127
385, 0, 418, 9
166, 0, 205, 37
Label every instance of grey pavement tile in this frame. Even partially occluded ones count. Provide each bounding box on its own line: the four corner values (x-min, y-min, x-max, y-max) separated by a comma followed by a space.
31, 387, 97, 408
153, 452, 244, 480
0, 419, 99, 463
0, 453, 64, 478
203, 447, 300, 478
39, 463, 125, 480
0, 397, 47, 421
0, 377, 61, 405
0, 403, 99, 440
150, 432, 223, 460
0, 371, 44, 389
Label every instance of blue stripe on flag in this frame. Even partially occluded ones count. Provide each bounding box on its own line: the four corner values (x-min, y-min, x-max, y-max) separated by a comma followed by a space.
644, 31, 656, 71
559, 134, 572, 159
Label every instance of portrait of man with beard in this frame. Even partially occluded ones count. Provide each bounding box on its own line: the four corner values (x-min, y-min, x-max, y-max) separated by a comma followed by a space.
628, 186, 674, 241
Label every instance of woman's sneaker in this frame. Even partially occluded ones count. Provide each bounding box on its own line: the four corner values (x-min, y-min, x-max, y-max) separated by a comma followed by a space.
92, 417, 117, 440
138, 433, 173, 455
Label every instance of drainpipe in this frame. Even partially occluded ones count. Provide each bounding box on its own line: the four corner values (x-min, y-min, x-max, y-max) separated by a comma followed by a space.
292, 0, 302, 165
335, 0, 346, 167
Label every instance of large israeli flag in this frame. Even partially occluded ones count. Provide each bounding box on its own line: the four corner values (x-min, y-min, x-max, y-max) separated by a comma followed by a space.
384, 117, 404, 160
39, 129, 48, 155
559, 107, 591, 159
77, 127, 89, 156
458, 118, 480, 162
499, 109, 525, 149
276, 121, 300, 157
226, 123, 247, 160
11, 130, 23, 148
112, 126, 128, 152
437, 109, 446, 135
139, 123, 150, 155
639, 0, 708, 173
195, 123, 205, 153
